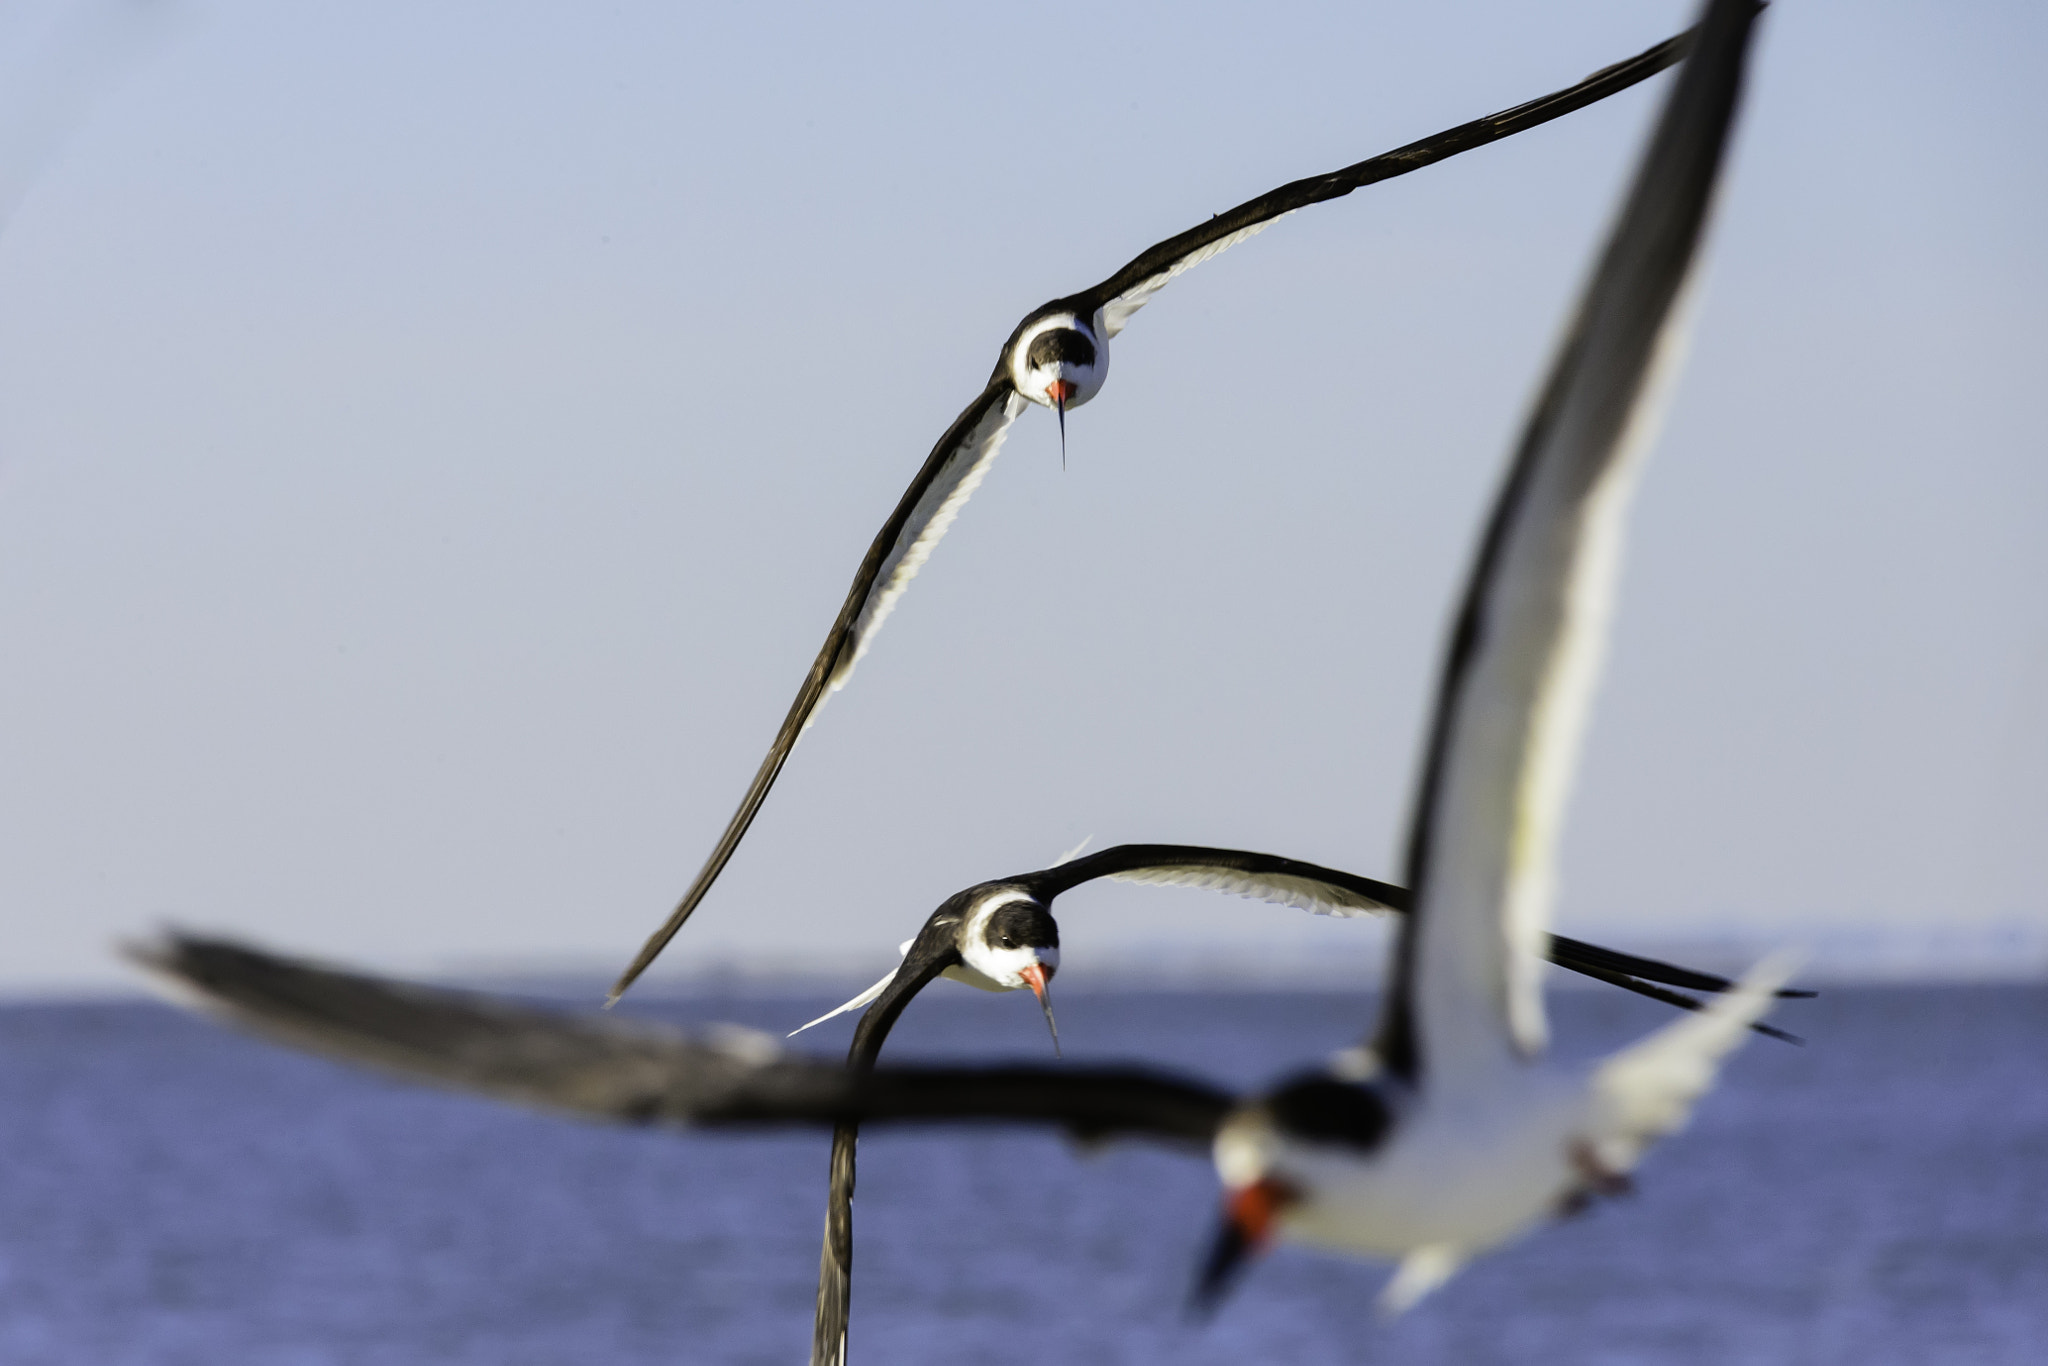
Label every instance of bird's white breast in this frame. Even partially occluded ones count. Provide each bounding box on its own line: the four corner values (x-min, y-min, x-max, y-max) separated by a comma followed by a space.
1221, 1070, 1589, 1261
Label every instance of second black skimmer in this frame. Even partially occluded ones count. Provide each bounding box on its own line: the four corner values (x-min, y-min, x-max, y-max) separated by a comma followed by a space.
607, 26, 1701, 1003
785, 842, 1806, 1051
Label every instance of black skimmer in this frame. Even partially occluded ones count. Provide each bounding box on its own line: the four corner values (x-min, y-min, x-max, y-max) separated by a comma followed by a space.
138, 0, 1781, 1324
606, 26, 1701, 1004
785, 842, 1806, 1051
786, 841, 1802, 1364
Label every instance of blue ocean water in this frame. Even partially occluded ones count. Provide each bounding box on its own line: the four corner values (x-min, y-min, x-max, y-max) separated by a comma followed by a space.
0, 981, 2042, 1365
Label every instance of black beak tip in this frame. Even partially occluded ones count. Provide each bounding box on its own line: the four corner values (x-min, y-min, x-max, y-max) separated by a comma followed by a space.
1188, 1224, 1249, 1321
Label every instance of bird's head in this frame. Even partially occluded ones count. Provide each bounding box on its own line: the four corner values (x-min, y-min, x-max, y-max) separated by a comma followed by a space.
1193, 1073, 1396, 1314
1009, 312, 1109, 462
960, 891, 1062, 1052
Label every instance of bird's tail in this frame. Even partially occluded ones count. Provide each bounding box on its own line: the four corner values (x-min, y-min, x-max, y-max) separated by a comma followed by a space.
1582, 950, 1801, 1176
788, 958, 905, 1038
1379, 1245, 1467, 1317
1049, 835, 1094, 868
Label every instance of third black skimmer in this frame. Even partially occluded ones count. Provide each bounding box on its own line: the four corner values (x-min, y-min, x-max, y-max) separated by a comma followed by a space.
140, 0, 1782, 1330
607, 27, 1700, 1003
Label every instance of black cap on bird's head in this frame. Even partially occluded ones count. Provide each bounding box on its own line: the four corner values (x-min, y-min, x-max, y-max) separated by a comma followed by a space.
980, 897, 1059, 953
969, 896, 1063, 1054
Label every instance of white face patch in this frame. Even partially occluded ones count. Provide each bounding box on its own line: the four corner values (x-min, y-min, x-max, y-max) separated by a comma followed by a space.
955, 889, 1058, 989
957, 942, 1059, 990
1007, 311, 1109, 410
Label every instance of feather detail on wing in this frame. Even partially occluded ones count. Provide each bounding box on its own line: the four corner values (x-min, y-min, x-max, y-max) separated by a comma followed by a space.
831, 390, 1027, 693
607, 386, 1024, 1004
1034, 844, 1406, 915
135, 934, 1232, 1145
1106, 863, 1395, 919
1076, 29, 1693, 340
1582, 951, 1798, 1177
1382, 0, 1759, 1089
1098, 219, 1283, 337
135, 933, 790, 1121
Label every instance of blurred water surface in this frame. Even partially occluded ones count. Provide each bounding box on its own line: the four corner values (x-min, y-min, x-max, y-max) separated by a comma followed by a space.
0, 982, 2041, 1365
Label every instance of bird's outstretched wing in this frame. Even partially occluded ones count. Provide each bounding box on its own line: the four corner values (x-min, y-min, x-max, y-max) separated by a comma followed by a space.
1011, 843, 1804, 1035
1584, 951, 1798, 1175
1074, 29, 1694, 336
608, 386, 1024, 1003
608, 30, 1704, 1005
1027, 843, 1406, 916
137, 934, 1232, 1145
1379, 0, 1763, 1089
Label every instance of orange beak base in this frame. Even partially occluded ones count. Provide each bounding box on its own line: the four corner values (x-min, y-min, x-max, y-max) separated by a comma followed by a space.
1190, 1176, 1298, 1316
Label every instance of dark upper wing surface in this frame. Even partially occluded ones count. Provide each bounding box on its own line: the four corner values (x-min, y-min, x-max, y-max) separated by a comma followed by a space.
141, 934, 1231, 1146
1021, 843, 1805, 1034
1028, 843, 1406, 915
1072, 29, 1693, 336
609, 385, 1024, 1003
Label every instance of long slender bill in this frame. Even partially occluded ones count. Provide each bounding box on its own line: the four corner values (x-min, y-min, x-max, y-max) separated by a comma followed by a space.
1019, 962, 1060, 1057
1189, 1176, 1296, 1316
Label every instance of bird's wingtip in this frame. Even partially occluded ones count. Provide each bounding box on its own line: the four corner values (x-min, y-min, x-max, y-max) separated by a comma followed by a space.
1378, 1246, 1464, 1318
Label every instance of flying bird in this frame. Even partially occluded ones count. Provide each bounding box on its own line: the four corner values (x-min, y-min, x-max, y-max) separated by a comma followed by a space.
1197, 0, 1776, 1312
606, 27, 1699, 1004
783, 842, 1806, 1049
137, 0, 1777, 1326
788, 840, 1803, 1365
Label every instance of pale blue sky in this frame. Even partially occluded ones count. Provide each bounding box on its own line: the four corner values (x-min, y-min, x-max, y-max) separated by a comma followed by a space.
0, 0, 2042, 992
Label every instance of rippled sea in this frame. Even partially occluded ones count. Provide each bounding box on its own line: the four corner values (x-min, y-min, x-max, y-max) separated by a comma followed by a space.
0, 981, 2042, 1365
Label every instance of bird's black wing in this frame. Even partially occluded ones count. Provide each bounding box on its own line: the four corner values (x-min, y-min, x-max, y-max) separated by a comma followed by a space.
1549, 933, 1812, 999
138, 935, 1230, 1145
811, 890, 1008, 1366
1015, 844, 1806, 1032
1379, 0, 1765, 1084
1067, 29, 1693, 337
609, 384, 1025, 1003
844, 906, 972, 1069
1025, 843, 1406, 916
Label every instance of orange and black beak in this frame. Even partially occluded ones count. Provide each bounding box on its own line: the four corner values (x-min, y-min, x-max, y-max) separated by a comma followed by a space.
1019, 961, 1060, 1057
1045, 379, 1075, 468
1190, 1176, 1298, 1317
